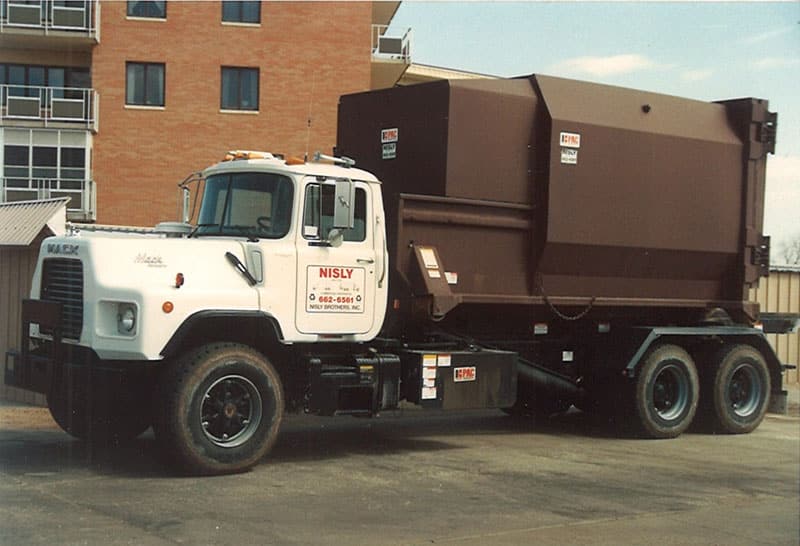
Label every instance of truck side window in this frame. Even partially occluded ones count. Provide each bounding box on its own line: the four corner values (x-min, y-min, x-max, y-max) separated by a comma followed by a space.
303, 184, 366, 242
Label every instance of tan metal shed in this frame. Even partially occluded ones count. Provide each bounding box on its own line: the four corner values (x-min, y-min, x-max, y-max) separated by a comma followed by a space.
751, 266, 800, 385
1, 198, 69, 404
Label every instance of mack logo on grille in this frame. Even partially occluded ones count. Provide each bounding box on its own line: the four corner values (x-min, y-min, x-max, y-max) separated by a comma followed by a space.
46, 243, 79, 255
453, 366, 476, 382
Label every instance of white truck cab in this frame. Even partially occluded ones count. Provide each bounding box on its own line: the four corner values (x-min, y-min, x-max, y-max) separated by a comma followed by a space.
29, 152, 389, 362
194, 151, 389, 343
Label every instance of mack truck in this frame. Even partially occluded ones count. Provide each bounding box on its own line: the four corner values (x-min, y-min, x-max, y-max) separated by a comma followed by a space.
5, 75, 789, 475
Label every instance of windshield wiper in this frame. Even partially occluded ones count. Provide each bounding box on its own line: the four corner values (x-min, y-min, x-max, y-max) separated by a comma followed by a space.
225, 225, 260, 242
225, 252, 258, 286
189, 223, 219, 238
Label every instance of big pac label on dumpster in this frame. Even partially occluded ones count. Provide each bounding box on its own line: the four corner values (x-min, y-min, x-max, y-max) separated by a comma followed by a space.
306, 266, 365, 313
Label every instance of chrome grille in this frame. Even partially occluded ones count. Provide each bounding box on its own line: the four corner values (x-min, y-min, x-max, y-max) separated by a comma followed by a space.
40, 258, 84, 340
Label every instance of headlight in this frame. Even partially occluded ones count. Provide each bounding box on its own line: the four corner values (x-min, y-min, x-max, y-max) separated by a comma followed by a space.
118, 305, 137, 334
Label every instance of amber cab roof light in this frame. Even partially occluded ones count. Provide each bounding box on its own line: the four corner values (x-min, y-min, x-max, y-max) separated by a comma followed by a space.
221, 150, 307, 166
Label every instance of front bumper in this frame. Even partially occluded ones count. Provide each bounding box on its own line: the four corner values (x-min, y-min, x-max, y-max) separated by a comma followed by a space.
4, 299, 155, 396
5, 299, 66, 394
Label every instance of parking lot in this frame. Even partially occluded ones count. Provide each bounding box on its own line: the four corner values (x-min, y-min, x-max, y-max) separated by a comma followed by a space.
1, 399, 798, 546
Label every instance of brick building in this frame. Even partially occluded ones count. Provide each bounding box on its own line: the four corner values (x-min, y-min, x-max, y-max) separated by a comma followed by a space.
0, 0, 410, 226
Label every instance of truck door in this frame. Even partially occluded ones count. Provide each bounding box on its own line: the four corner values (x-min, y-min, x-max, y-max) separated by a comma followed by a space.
295, 178, 377, 335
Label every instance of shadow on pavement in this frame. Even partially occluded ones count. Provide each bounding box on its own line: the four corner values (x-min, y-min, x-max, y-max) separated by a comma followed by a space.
0, 408, 632, 478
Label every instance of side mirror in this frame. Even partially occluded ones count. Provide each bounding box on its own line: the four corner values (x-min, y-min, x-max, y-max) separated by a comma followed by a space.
333, 179, 355, 229
182, 186, 191, 224
327, 228, 344, 248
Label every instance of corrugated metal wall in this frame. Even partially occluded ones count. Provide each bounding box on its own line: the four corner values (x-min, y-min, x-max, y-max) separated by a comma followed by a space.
0, 244, 46, 405
750, 268, 800, 385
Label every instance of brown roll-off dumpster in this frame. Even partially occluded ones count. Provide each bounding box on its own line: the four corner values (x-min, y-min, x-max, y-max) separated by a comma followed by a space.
336, 74, 789, 437
337, 75, 775, 326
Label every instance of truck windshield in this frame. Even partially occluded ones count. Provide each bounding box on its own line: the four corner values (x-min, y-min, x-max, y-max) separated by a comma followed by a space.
195, 172, 294, 239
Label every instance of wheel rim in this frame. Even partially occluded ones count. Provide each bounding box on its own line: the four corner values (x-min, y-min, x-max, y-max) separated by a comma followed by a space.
201, 374, 262, 448
727, 363, 762, 418
652, 364, 689, 421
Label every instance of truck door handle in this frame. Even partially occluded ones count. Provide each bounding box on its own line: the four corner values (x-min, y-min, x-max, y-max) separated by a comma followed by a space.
357, 258, 375, 264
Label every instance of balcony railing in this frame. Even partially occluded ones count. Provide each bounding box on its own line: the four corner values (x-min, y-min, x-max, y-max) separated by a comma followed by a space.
0, 0, 99, 40
1, 84, 98, 131
371, 24, 411, 62
1, 177, 96, 221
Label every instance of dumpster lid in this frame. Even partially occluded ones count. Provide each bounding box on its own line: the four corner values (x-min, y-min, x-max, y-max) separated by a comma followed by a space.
533, 74, 740, 144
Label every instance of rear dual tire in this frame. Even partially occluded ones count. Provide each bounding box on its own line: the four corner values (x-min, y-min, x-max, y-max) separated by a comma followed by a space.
632, 344, 699, 438
702, 345, 770, 434
631, 343, 770, 438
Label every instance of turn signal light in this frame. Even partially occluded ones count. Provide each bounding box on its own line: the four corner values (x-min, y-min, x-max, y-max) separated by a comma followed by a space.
162, 301, 174, 314
175, 272, 185, 288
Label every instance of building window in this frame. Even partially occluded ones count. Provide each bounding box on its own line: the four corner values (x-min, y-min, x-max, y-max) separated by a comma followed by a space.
127, 1, 166, 19
126, 62, 165, 107
3, 145, 85, 181
2, 142, 87, 203
60, 147, 87, 182
0, 64, 91, 105
222, 1, 260, 24
221, 67, 258, 111
32, 147, 58, 180
3, 145, 30, 181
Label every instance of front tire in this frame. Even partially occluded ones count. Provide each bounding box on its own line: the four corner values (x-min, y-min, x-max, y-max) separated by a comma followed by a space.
632, 344, 699, 438
47, 384, 152, 444
703, 345, 770, 434
155, 343, 284, 475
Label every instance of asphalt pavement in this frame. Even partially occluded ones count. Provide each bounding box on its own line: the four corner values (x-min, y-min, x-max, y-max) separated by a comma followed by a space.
0, 390, 798, 546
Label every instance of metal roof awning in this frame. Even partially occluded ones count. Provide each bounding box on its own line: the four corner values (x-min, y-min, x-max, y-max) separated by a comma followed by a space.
0, 198, 69, 247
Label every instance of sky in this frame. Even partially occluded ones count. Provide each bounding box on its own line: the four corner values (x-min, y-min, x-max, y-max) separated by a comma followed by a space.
389, 1, 800, 264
